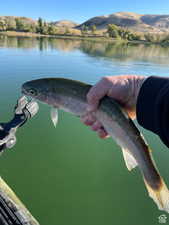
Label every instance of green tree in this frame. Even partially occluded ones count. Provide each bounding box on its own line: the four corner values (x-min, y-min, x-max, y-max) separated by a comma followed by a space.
29, 24, 36, 33
0, 20, 6, 31
81, 25, 88, 34
107, 24, 120, 38
144, 33, 156, 42
5, 17, 16, 31
41, 23, 48, 35
15, 18, 29, 32
118, 29, 126, 39
121, 30, 131, 40
48, 24, 58, 35
160, 34, 169, 44
64, 27, 71, 35
37, 17, 43, 33
15, 18, 22, 31
91, 25, 96, 34
128, 33, 141, 41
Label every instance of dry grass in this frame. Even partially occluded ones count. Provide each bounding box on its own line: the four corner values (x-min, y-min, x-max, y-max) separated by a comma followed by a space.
0, 31, 46, 37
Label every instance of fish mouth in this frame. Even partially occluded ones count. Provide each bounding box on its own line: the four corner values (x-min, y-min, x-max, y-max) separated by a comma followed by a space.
21, 83, 39, 99
21, 87, 36, 103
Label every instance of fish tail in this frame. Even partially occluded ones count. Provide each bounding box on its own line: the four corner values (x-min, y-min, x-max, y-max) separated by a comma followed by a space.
143, 174, 169, 213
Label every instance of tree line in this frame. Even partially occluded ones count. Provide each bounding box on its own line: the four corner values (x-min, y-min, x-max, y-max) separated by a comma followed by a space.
107, 24, 141, 41
0, 17, 59, 35
107, 24, 169, 44
1, 17, 169, 44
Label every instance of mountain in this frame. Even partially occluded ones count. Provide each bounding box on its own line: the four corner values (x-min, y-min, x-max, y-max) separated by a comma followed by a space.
0, 16, 78, 28
76, 12, 169, 32
51, 20, 78, 28
1, 13, 169, 33
0, 16, 37, 24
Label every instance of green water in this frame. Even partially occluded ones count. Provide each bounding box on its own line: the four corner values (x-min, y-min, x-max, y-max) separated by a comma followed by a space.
0, 35, 169, 225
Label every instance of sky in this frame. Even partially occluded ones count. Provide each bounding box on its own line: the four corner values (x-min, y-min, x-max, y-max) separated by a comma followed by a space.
1, 0, 169, 23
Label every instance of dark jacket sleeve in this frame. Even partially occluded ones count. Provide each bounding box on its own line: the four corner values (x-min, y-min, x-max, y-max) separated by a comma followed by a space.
136, 76, 169, 148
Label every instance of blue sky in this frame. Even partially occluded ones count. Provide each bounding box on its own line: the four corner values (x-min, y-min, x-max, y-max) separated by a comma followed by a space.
1, 0, 169, 23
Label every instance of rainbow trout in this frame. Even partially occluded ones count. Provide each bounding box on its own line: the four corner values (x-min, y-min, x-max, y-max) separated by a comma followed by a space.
22, 78, 169, 213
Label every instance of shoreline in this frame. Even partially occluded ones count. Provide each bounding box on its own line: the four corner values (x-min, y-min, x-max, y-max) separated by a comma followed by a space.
0, 31, 142, 44
0, 31, 122, 42
0, 31, 166, 46
0, 31, 48, 37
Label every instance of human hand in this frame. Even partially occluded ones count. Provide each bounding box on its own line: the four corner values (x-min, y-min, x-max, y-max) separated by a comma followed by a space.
81, 75, 146, 138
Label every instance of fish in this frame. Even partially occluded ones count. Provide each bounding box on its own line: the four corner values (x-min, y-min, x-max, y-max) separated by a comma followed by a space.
22, 77, 169, 213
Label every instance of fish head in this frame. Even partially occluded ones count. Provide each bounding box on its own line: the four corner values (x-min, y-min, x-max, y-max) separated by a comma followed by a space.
21, 78, 63, 107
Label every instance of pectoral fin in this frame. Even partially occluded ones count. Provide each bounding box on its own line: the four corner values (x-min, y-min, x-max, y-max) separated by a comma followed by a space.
50, 108, 58, 127
122, 148, 138, 171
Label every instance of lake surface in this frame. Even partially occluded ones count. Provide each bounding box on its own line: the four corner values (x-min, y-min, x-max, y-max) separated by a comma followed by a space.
0, 35, 169, 225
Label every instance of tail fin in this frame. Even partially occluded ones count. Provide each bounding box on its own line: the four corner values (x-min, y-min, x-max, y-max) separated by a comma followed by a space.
143, 177, 169, 213
122, 148, 138, 171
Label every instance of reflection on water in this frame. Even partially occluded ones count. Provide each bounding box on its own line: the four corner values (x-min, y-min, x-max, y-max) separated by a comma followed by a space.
1, 35, 169, 64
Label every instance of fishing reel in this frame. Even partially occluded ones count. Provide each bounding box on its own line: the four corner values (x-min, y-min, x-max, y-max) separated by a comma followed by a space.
0, 96, 39, 153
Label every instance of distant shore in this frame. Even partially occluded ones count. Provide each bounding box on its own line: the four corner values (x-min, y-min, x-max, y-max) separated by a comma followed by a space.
0, 31, 47, 37
0, 31, 144, 44
1, 31, 166, 46
0, 31, 114, 41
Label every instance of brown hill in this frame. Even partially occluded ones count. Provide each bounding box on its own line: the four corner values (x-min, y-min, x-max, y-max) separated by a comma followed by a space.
0, 16, 37, 24
1, 13, 169, 33
76, 12, 169, 32
0, 16, 78, 28
51, 20, 78, 28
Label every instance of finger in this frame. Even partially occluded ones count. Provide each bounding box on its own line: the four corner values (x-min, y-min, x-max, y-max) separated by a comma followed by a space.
80, 114, 96, 126
87, 78, 110, 111
97, 128, 110, 139
91, 121, 103, 131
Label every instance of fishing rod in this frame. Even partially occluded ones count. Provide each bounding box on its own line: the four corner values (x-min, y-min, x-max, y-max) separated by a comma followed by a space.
0, 96, 39, 153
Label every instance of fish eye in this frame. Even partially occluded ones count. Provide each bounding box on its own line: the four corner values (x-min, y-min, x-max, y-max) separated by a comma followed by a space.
29, 88, 38, 96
